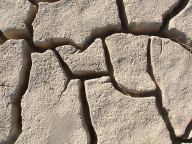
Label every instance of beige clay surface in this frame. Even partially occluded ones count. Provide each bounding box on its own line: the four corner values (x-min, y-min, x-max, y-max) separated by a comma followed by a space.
0, 0, 192, 143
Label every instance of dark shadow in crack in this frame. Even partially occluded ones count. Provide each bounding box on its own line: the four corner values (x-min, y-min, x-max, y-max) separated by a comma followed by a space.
0, 0, 191, 144
147, 37, 183, 144
3, 0, 192, 56
53, 49, 74, 78
159, 0, 192, 50
1, 42, 32, 144
81, 24, 122, 51
33, 24, 122, 52
26, 0, 39, 39
2, 28, 30, 41
115, 0, 128, 32
34, 37, 81, 50
162, 28, 192, 49
53, 48, 108, 84
79, 80, 98, 144
0, 1, 37, 40
0, 30, 8, 44
101, 38, 126, 95
102, 38, 158, 97
28, 0, 38, 5
182, 120, 192, 142
128, 22, 162, 34
160, 0, 190, 32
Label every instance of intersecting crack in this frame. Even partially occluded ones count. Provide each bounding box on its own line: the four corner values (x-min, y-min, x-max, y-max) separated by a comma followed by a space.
1, 0, 192, 143
0, 47, 32, 144
4, 0, 191, 53
160, 0, 190, 32
102, 38, 158, 97
1, 0, 191, 52
33, 24, 122, 50
148, 37, 192, 143
182, 120, 192, 143
146, 38, 183, 144
52, 49, 103, 143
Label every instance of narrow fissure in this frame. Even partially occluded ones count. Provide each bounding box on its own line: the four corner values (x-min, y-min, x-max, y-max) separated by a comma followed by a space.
23, 0, 192, 56
160, 0, 190, 32
26, 1, 39, 40
182, 120, 192, 143
1, 0, 191, 54
30, 30, 192, 56
1, 52, 32, 144
0, 1, 39, 41
79, 80, 98, 144
34, 37, 82, 50
0, 30, 8, 44
25, 0, 43, 53
53, 49, 75, 79
53, 49, 108, 90
115, 0, 129, 32
147, 38, 183, 144
80, 25, 122, 51
13, 53, 32, 144
102, 38, 157, 97
146, 38, 156, 82
101, 39, 127, 95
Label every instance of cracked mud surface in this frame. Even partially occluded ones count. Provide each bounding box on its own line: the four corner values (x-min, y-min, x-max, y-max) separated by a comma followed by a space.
0, 0, 192, 144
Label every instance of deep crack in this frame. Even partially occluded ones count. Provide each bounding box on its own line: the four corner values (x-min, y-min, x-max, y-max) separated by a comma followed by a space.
182, 120, 192, 143
0, 30, 8, 44
147, 37, 184, 144
160, 0, 190, 32
26, 1, 39, 39
0, 0, 192, 143
102, 39, 127, 95
102, 38, 158, 97
115, 0, 128, 32
0, 47, 32, 144
53, 49, 109, 82
79, 80, 98, 144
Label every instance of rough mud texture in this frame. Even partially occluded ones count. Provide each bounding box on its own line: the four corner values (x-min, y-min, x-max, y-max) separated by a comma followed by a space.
151, 37, 192, 138
105, 33, 156, 93
85, 77, 171, 144
0, 0, 31, 39
16, 51, 88, 144
123, 0, 180, 33
165, 0, 192, 45
0, 40, 31, 144
32, 0, 121, 48
0, 0, 192, 143
56, 39, 107, 76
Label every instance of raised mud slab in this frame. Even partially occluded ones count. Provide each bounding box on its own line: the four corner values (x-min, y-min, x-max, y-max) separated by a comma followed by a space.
0, 0, 192, 144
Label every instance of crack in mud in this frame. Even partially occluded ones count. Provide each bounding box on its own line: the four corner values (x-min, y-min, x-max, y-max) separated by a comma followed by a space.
182, 120, 192, 143
79, 80, 98, 144
102, 38, 158, 97
147, 38, 185, 144
160, 0, 190, 32
115, 0, 128, 32
1, 0, 192, 143
0, 49, 32, 144
0, 30, 7, 44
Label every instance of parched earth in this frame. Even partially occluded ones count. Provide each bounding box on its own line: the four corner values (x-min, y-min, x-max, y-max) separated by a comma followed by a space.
0, 0, 192, 144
